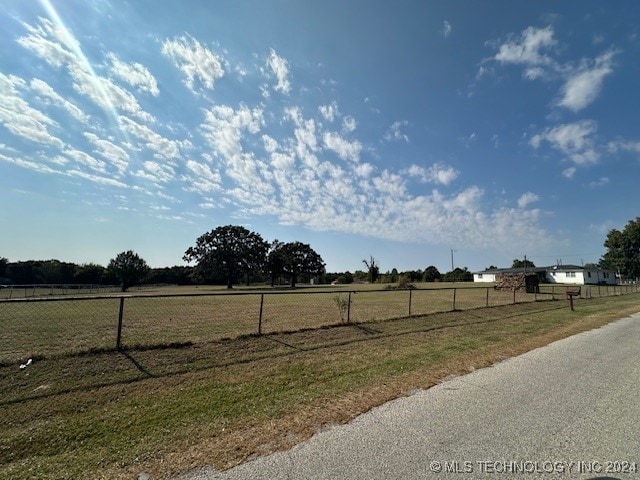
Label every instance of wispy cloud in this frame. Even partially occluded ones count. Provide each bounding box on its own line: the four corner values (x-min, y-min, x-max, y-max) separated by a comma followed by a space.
494, 25, 556, 68
29, 78, 89, 122
107, 52, 160, 96
488, 25, 617, 112
0, 73, 66, 149
162, 35, 226, 92
557, 50, 617, 112
384, 120, 409, 142
531, 120, 599, 166
323, 132, 362, 162
266, 49, 291, 94
406, 163, 459, 186
517, 192, 540, 208
588, 176, 610, 188
443, 20, 452, 38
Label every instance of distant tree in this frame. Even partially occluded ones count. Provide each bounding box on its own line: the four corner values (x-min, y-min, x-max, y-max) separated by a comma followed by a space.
145, 266, 194, 285
512, 258, 536, 269
280, 241, 325, 287
600, 217, 640, 279
73, 263, 106, 284
443, 267, 473, 282
108, 251, 150, 292
389, 267, 399, 283
423, 265, 442, 282
486, 265, 498, 270
583, 263, 599, 270
184, 225, 269, 288
267, 240, 287, 286
352, 270, 366, 282
0, 257, 9, 284
334, 271, 354, 284
362, 256, 380, 283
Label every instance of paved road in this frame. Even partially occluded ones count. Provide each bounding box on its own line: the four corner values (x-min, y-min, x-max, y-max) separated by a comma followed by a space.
176, 312, 640, 480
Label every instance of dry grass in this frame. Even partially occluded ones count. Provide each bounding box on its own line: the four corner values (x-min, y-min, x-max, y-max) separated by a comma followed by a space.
1, 293, 639, 479
3, 282, 630, 364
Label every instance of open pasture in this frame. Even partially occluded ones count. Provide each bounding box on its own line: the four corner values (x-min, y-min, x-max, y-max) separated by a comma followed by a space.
0, 282, 631, 364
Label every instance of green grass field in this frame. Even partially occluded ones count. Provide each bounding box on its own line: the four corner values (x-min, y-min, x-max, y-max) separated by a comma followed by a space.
0, 282, 634, 364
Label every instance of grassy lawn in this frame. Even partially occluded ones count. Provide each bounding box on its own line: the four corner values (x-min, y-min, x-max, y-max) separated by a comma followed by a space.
1, 292, 639, 479
2, 282, 629, 364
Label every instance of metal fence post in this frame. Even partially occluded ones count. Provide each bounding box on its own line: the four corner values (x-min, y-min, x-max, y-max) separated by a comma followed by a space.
486, 287, 489, 307
408, 289, 412, 316
116, 297, 125, 350
347, 291, 352, 323
452, 288, 457, 311
513, 288, 516, 305
258, 293, 264, 335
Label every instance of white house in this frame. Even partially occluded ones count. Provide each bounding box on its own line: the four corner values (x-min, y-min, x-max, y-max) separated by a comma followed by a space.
544, 265, 617, 285
473, 265, 618, 285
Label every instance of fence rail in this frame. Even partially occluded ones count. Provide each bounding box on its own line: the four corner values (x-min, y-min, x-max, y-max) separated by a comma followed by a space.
1, 283, 638, 364
0, 284, 121, 299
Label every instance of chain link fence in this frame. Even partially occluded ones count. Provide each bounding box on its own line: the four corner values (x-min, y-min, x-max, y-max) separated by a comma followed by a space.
1, 283, 638, 364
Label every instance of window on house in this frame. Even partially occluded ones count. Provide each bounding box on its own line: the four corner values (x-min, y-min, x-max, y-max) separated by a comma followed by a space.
567, 271, 576, 278
478, 274, 483, 279
588, 272, 591, 278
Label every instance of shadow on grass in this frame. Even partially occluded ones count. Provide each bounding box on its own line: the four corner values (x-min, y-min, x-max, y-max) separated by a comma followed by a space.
0, 303, 567, 406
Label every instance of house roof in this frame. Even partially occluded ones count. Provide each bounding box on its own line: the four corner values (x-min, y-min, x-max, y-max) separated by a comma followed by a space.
474, 265, 616, 275
473, 267, 547, 275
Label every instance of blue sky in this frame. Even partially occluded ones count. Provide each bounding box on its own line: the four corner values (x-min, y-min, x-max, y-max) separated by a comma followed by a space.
1, 0, 640, 273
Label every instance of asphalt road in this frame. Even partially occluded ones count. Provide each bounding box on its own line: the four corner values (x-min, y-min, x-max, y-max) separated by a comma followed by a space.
175, 312, 640, 480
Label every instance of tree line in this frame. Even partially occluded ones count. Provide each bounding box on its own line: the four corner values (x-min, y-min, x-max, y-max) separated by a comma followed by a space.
3, 217, 639, 290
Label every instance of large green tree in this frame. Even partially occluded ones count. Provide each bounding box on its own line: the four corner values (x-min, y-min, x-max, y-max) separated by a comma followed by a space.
512, 258, 535, 269
183, 225, 268, 288
600, 217, 640, 280
267, 240, 286, 287
279, 241, 325, 287
423, 265, 442, 282
108, 251, 150, 292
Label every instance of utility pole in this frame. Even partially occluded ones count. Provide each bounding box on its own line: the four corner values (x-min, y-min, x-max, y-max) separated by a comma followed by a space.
451, 249, 456, 282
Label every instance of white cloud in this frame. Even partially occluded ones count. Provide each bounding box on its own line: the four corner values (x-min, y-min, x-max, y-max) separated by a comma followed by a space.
443, 20, 452, 38
66, 169, 128, 188
557, 50, 617, 112
384, 120, 409, 142
319, 102, 339, 122
342, 115, 357, 133
589, 176, 609, 188
266, 49, 291, 94
184, 160, 222, 192
17, 17, 77, 68
107, 52, 160, 96
118, 116, 182, 159
18, 17, 154, 123
29, 78, 89, 122
64, 147, 107, 173
562, 167, 577, 179
200, 104, 264, 159
323, 132, 362, 162
83, 132, 129, 174
494, 25, 556, 66
162, 35, 225, 92
517, 192, 540, 208
0, 73, 65, 149
530, 120, 599, 165
138, 160, 175, 183
406, 163, 459, 186
608, 139, 640, 154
